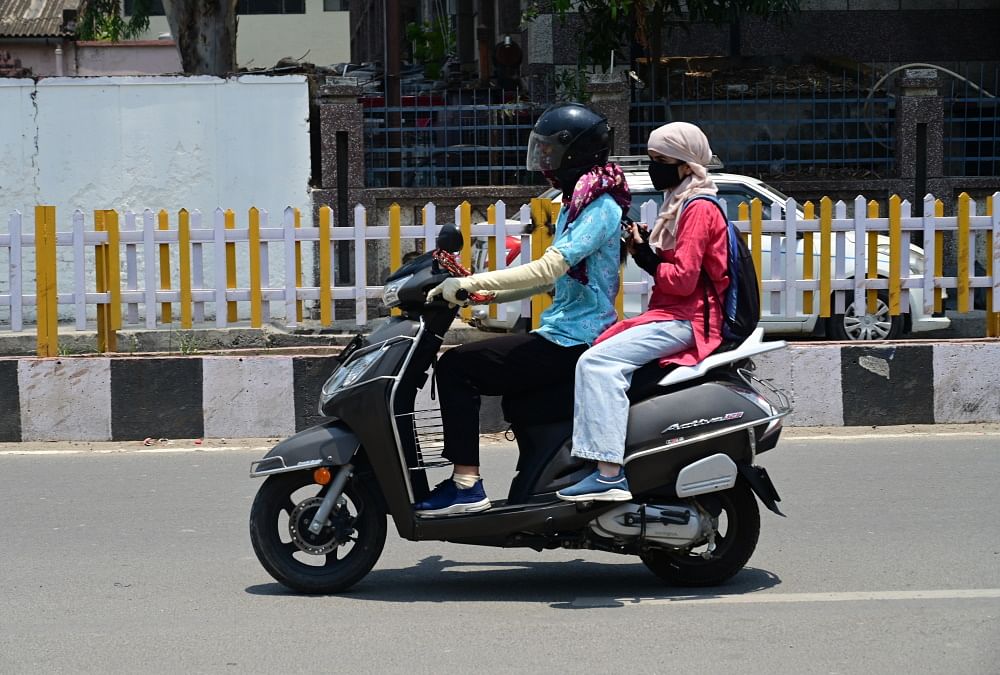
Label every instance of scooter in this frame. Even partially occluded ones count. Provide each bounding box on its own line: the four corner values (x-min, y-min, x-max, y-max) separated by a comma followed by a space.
248, 224, 791, 594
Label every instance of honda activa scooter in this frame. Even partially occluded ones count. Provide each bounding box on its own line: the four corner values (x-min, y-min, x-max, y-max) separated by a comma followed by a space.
248, 224, 791, 594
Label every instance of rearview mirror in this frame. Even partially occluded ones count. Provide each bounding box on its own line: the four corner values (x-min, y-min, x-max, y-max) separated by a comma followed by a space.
435, 224, 464, 253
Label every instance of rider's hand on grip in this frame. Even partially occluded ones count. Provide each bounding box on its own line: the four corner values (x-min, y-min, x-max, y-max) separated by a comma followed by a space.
427, 277, 473, 307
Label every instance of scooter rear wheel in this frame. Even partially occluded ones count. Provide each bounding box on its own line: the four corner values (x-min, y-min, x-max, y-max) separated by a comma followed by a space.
640, 477, 760, 587
249, 470, 386, 594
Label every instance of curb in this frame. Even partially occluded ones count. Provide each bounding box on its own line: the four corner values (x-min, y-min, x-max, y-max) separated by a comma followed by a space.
1, 340, 998, 442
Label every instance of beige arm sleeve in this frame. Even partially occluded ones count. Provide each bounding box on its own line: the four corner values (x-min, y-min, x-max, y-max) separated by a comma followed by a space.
483, 284, 554, 304
465, 247, 569, 293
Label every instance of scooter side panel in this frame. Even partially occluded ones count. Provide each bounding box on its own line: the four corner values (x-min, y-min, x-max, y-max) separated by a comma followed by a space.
623, 381, 768, 496
259, 421, 360, 469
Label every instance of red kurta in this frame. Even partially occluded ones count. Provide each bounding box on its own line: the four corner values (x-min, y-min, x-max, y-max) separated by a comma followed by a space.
594, 199, 730, 366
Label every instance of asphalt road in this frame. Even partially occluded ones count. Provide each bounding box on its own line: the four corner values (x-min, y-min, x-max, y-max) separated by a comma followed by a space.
1, 428, 998, 674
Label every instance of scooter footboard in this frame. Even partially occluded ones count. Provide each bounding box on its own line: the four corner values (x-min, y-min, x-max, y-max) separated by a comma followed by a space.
250, 421, 360, 477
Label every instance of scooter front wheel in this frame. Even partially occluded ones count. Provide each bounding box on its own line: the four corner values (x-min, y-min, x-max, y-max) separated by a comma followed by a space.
249, 470, 386, 594
640, 477, 760, 587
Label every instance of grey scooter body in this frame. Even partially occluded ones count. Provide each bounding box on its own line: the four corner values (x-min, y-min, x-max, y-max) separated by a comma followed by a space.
250, 239, 789, 552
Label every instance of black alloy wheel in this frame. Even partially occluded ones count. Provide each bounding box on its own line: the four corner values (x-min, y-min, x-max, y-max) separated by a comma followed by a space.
249, 470, 386, 594
640, 478, 760, 587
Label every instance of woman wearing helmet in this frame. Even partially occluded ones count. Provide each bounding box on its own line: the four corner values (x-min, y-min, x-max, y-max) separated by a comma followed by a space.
556, 121, 729, 502
417, 102, 630, 516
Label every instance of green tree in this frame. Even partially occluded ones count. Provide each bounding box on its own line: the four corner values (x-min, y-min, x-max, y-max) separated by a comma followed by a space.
78, 0, 151, 41
79, 0, 238, 76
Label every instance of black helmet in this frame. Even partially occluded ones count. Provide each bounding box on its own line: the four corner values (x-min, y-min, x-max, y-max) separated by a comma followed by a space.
526, 103, 611, 192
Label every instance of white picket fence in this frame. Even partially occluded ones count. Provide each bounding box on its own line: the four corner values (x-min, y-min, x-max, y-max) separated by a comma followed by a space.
1, 193, 999, 337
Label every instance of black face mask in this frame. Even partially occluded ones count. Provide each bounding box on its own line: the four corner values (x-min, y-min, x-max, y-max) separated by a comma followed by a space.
648, 161, 684, 191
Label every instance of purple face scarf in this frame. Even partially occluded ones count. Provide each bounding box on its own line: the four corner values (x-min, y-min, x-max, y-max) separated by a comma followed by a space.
563, 163, 631, 284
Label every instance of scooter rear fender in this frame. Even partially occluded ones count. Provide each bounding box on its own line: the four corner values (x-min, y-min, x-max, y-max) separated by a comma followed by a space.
250, 421, 359, 478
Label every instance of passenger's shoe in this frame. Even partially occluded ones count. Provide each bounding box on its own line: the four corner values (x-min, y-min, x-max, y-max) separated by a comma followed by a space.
557, 468, 632, 502
414, 478, 491, 517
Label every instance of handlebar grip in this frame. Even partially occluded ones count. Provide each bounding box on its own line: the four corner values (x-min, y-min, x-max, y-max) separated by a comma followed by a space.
454, 288, 470, 302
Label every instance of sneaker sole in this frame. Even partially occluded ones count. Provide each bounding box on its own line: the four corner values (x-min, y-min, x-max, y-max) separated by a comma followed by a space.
556, 489, 633, 502
415, 498, 492, 517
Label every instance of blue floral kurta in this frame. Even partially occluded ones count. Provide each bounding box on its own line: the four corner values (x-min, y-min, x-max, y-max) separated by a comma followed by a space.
533, 193, 622, 347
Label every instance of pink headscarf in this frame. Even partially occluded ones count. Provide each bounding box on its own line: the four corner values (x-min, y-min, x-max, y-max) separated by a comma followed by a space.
646, 122, 717, 251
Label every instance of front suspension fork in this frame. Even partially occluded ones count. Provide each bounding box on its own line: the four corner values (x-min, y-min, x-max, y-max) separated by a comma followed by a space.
308, 464, 354, 534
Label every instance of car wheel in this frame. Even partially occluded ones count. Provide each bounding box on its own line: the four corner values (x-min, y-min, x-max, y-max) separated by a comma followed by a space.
828, 291, 904, 341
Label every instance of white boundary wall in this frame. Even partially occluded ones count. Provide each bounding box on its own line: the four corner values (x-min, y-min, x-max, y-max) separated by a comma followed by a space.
0, 75, 312, 321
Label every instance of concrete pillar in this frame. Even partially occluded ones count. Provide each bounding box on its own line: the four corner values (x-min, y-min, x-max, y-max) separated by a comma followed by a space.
316, 79, 365, 286
895, 68, 944, 217
586, 76, 631, 157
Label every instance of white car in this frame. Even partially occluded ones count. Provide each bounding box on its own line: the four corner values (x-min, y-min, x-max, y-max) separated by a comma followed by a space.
473, 155, 950, 341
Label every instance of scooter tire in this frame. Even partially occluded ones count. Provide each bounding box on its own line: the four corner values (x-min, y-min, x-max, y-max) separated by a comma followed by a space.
249, 470, 386, 594
640, 477, 760, 587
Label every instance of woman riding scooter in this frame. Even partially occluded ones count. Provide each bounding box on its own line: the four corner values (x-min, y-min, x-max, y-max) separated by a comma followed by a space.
418, 102, 630, 516
557, 121, 730, 502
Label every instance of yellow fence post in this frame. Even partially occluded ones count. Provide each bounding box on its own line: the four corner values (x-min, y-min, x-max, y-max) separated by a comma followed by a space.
178, 209, 193, 329
158, 210, 172, 324
294, 208, 304, 323
34, 206, 58, 357
105, 209, 121, 350
750, 199, 763, 304
934, 200, 944, 313
528, 198, 556, 330
819, 197, 832, 318
957, 192, 971, 314
389, 203, 402, 317
802, 201, 815, 315
319, 206, 332, 326
459, 201, 473, 323
738, 202, 750, 244
225, 209, 238, 323
94, 210, 111, 353
888, 195, 902, 316
249, 207, 263, 328
867, 201, 879, 314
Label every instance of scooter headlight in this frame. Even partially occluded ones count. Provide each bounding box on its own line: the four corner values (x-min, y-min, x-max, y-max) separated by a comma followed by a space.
382, 273, 413, 309
320, 349, 382, 402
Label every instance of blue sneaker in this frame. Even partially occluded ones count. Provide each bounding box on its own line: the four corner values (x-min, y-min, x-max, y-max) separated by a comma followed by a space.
557, 468, 632, 502
414, 478, 491, 517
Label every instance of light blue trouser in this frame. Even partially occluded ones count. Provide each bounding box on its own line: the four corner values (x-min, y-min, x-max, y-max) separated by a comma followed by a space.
571, 320, 695, 465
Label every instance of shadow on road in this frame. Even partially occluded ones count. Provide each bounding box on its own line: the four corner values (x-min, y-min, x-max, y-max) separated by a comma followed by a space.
245, 556, 781, 607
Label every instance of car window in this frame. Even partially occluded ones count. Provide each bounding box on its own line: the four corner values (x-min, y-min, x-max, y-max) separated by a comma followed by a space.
716, 186, 773, 221
627, 191, 662, 224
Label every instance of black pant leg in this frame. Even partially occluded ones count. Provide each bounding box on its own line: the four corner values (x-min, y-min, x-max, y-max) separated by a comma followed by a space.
436, 333, 585, 466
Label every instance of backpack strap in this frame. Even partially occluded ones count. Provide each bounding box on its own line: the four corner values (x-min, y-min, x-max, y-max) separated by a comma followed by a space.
685, 195, 728, 341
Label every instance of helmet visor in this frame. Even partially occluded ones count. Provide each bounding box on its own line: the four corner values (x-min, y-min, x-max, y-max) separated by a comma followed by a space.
526, 130, 569, 171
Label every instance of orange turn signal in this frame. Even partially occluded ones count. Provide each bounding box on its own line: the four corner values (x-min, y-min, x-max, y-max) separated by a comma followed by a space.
313, 467, 332, 485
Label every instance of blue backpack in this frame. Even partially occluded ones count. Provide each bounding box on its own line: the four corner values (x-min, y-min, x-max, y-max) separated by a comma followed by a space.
686, 195, 760, 344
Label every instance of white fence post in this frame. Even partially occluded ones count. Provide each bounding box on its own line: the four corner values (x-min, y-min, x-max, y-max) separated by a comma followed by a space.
142, 209, 157, 329
784, 198, 798, 320
124, 210, 139, 325
493, 200, 507, 321
354, 204, 367, 325
854, 195, 867, 315
72, 209, 87, 330
213, 208, 228, 328
191, 209, 205, 324
834, 200, 848, 315
923, 195, 937, 315
518, 204, 532, 320
423, 202, 437, 252
9, 211, 23, 332
283, 206, 298, 328
900, 199, 912, 313
992, 193, 1000, 311
259, 209, 271, 325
